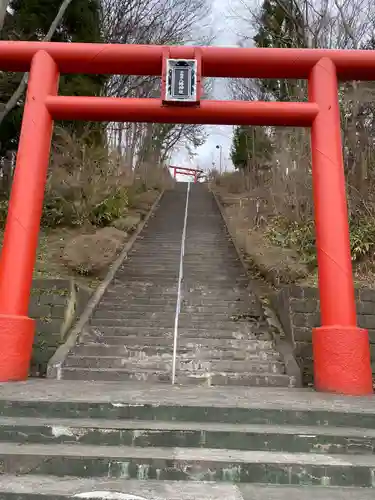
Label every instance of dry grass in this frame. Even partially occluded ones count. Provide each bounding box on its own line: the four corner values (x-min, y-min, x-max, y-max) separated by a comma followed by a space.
0, 228, 99, 288
213, 164, 375, 289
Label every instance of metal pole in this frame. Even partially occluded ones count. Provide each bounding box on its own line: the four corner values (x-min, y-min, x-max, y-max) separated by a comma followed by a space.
216, 144, 223, 174
172, 181, 190, 384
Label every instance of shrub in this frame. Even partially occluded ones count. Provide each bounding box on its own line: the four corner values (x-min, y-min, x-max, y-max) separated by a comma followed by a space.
349, 216, 375, 262
266, 214, 375, 266
91, 188, 128, 226
0, 129, 174, 231
41, 128, 131, 228
265, 216, 316, 266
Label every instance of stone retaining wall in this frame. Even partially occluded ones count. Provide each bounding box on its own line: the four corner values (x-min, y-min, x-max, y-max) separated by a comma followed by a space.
30, 279, 92, 376
271, 286, 375, 386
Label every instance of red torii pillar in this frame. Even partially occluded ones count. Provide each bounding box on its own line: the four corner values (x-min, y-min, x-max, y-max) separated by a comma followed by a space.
308, 58, 372, 394
0, 51, 59, 380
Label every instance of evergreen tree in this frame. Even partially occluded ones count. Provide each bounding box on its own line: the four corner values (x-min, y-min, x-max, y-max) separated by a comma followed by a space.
231, 125, 272, 170
253, 0, 307, 101
0, 0, 106, 155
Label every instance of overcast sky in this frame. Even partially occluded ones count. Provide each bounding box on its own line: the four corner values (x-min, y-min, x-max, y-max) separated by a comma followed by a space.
172, 0, 240, 178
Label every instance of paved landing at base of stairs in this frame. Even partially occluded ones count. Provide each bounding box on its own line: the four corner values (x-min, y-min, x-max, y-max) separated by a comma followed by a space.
1, 381, 375, 499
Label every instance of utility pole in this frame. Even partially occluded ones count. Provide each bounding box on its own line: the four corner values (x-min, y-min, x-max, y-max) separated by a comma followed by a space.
0, 0, 9, 33
216, 144, 223, 175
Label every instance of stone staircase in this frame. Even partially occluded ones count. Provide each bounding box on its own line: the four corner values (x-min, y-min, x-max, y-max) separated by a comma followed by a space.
0, 381, 374, 499
61, 183, 295, 386
1, 183, 375, 499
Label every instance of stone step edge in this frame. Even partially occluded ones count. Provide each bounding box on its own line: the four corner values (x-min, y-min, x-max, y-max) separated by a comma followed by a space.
64, 356, 283, 368
1, 416, 375, 438
0, 442, 374, 467
61, 367, 289, 377
3, 381, 374, 416
76, 337, 275, 348
73, 344, 277, 354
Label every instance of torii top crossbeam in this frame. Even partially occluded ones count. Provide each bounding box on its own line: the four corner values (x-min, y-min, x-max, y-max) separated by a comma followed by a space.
0, 42, 375, 80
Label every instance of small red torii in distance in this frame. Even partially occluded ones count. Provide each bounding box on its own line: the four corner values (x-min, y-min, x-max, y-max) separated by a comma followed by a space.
169, 165, 204, 183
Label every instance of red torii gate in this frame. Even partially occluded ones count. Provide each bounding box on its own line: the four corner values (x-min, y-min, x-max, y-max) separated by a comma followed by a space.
170, 165, 203, 183
0, 41, 374, 395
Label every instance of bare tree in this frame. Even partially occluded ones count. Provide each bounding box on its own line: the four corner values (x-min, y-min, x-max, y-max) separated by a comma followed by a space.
227, 0, 375, 223
101, 0, 210, 166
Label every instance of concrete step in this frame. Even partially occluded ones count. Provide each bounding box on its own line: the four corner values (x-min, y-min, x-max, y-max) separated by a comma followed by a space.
61, 367, 293, 386
115, 273, 173, 279
64, 356, 285, 374
92, 312, 176, 321
182, 271, 245, 278
78, 335, 275, 352
105, 282, 179, 289
0, 477, 372, 500
72, 344, 281, 361
106, 283, 179, 290
121, 256, 180, 262
0, 442, 373, 485
0, 477, 371, 500
116, 271, 178, 277
3, 381, 375, 427
175, 372, 294, 387
181, 300, 251, 309
111, 273, 179, 279
182, 305, 256, 314
61, 367, 171, 382
93, 304, 177, 313
182, 290, 250, 298
182, 258, 242, 264
99, 298, 178, 306
99, 296, 178, 304
103, 287, 179, 296
92, 311, 237, 320
89, 318, 256, 330
127, 252, 180, 257
0, 475, 244, 500
118, 267, 179, 273
126, 248, 181, 253
1, 416, 374, 455
91, 303, 248, 314
129, 241, 182, 245
101, 293, 249, 303
85, 326, 261, 339
184, 283, 248, 290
